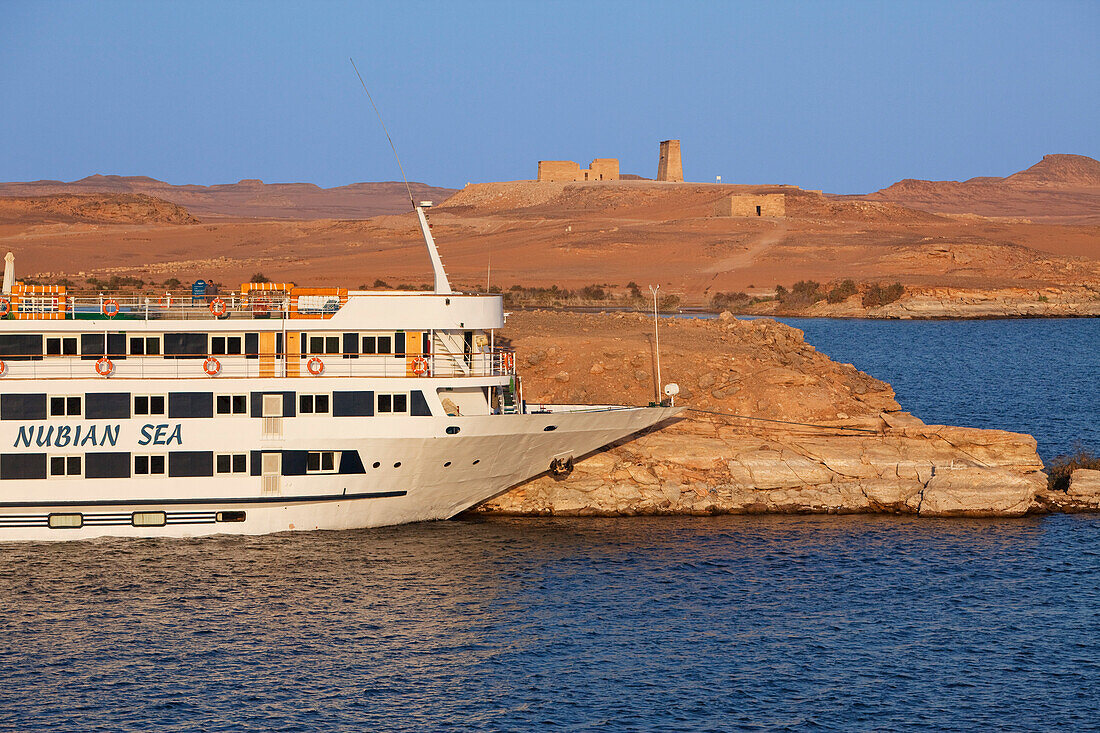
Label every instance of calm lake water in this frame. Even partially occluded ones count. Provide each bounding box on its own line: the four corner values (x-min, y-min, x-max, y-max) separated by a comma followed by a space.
776, 317, 1099, 462
1, 319, 1098, 732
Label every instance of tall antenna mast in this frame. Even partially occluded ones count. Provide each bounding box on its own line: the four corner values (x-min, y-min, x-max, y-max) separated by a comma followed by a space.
351, 58, 451, 293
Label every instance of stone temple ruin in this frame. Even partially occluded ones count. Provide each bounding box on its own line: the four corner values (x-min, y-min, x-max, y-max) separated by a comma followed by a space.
657, 139, 683, 182
713, 193, 786, 217
537, 159, 620, 182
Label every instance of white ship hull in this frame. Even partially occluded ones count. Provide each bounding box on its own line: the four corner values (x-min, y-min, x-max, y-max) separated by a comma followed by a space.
0, 375, 679, 541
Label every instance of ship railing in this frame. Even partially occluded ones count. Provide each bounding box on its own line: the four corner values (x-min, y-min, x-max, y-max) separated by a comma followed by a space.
0, 349, 518, 379
35, 294, 297, 321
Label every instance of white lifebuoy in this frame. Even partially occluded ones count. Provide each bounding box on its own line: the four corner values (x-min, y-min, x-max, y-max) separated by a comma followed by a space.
203, 356, 221, 376
307, 356, 324, 376
102, 300, 120, 318
95, 357, 114, 377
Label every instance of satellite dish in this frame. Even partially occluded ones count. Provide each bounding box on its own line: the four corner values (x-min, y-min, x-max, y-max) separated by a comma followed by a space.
664, 383, 680, 397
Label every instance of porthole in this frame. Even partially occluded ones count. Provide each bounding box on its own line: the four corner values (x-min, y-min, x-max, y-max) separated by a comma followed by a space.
444, 461, 451, 467
132, 511, 166, 527
216, 511, 246, 523
445, 426, 460, 435
394, 462, 402, 468
472, 459, 480, 465
543, 425, 558, 432
372, 461, 381, 469
47, 513, 82, 529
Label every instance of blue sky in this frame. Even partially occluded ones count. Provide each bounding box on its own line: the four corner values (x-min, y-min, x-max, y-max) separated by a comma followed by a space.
1, 0, 1096, 193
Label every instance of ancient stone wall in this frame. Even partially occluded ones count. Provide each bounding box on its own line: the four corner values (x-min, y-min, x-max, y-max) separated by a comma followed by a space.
537, 159, 620, 182
537, 160, 581, 182
657, 140, 683, 182
588, 159, 620, 181
714, 193, 786, 217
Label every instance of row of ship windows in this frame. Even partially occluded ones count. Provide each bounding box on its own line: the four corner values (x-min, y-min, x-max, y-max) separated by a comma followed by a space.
0, 450, 483, 480
0, 390, 429, 420
0, 331, 428, 360
45, 511, 246, 529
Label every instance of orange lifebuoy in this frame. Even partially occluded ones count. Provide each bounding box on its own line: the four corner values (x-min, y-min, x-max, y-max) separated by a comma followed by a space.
412, 356, 429, 376
0, 359, 6, 376
157, 293, 172, 308
102, 300, 120, 318
0, 298, 9, 317
203, 356, 221, 376
307, 356, 324, 376
503, 352, 515, 372
210, 298, 227, 317
95, 357, 114, 377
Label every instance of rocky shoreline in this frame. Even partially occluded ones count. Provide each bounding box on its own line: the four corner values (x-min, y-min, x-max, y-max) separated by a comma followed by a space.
472, 311, 1099, 518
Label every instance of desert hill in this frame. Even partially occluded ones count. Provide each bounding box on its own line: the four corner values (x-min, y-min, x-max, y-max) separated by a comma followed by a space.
0, 175, 456, 220
862, 154, 1100, 222
0, 193, 198, 226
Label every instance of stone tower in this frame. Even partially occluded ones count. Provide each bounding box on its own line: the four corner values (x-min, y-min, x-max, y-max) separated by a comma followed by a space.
657, 139, 683, 182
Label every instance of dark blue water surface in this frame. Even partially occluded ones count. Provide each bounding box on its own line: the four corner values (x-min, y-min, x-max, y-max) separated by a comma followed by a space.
777, 318, 1100, 462
1, 515, 1099, 732
2, 319, 1100, 732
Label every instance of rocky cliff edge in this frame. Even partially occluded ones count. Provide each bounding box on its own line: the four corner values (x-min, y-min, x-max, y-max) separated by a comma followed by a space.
474, 311, 1096, 517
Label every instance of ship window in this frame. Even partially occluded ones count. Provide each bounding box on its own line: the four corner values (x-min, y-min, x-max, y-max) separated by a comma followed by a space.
48, 513, 83, 529
211, 335, 243, 356
0, 334, 44, 361
129, 336, 161, 356
306, 451, 337, 474
376, 393, 408, 414
377, 335, 392, 354
46, 337, 78, 356
216, 453, 248, 474
304, 334, 341, 356
49, 395, 82, 418
299, 394, 330, 415
216, 394, 248, 415
216, 511, 246, 523
132, 511, 166, 527
134, 395, 167, 416
48, 455, 83, 478
133, 454, 167, 476
361, 336, 376, 354
446, 426, 460, 435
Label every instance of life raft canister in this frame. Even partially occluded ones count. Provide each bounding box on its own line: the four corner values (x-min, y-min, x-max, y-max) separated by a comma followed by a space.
210, 298, 227, 317
95, 357, 114, 377
102, 299, 120, 318
307, 356, 325, 376
412, 356, 429, 376
203, 356, 221, 376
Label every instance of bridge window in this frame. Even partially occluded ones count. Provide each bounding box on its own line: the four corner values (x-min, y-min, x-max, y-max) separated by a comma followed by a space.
46, 337, 78, 356
377, 393, 408, 414
306, 451, 337, 474
48, 395, 82, 418
49, 455, 82, 478
134, 454, 167, 476
134, 395, 167, 416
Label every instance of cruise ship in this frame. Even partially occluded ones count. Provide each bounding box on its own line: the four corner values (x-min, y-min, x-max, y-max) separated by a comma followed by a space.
0, 203, 680, 540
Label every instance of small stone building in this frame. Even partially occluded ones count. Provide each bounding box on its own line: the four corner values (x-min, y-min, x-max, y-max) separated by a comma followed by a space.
537, 158, 620, 182
713, 193, 786, 217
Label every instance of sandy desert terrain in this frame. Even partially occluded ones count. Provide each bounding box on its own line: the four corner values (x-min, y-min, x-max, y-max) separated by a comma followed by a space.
0, 155, 1096, 315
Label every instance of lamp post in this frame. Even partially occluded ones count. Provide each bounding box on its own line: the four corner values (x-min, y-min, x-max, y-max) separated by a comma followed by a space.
650, 284, 661, 403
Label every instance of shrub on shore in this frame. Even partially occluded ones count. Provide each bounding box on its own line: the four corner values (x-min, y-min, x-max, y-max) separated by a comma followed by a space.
827, 279, 858, 304
710, 291, 749, 310
1047, 446, 1100, 492
863, 282, 905, 307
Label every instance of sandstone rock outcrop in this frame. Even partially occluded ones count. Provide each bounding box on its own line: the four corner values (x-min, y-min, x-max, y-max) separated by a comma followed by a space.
1037, 469, 1100, 512
473, 311, 1066, 518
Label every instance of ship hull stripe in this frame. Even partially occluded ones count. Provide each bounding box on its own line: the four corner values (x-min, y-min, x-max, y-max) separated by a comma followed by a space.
0, 490, 407, 508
